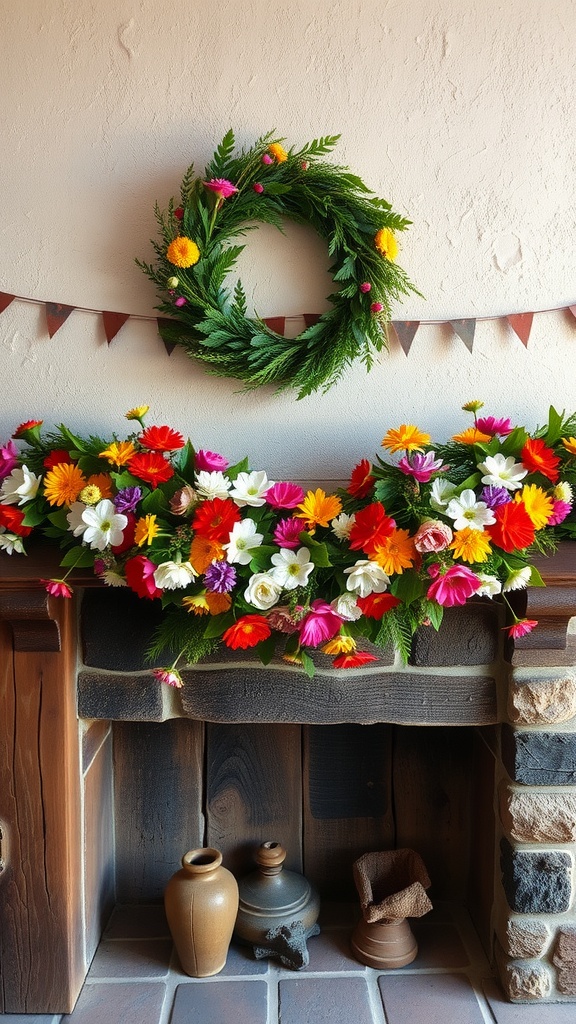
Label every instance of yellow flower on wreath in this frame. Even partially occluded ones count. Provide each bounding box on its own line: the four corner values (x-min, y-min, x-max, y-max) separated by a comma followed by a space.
268, 142, 288, 163
371, 528, 416, 575
374, 227, 398, 261
44, 462, 87, 507
562, 437, 576, 456
381, 424, 430, 453
451, 427, 492, 445
449, 527, 491, 564
514, 484, 553, 530
125, 405, 150, 422
135, 514, 160, 547
322, 635, 357, 656
182, 593, 210, 616
295, 488, 342, 530
98, 440, 136, 467
166, 236, 200, 268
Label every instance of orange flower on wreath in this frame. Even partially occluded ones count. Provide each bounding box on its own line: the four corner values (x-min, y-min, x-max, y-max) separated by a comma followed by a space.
192, 497, 241, 542
295, 489, 342, 531
127, 451, 174, 488
43, 462, 87, 507
486, 500, 535, 553
347, 458, 375, 499
223, 614, 271, 650
189, 535, 225, 573
357, 592, 402, 619
520, 437, 560, 483
370, 528, 416, 575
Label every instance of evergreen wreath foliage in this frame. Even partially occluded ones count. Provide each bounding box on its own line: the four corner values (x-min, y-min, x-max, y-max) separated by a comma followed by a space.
137, 130, 419, 399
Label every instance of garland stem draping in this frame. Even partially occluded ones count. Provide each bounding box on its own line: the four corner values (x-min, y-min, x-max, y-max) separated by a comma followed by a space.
1, 402, 576, 680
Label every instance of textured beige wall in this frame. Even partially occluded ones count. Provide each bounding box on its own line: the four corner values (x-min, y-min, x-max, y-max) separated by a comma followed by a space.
1, 0, 575, 476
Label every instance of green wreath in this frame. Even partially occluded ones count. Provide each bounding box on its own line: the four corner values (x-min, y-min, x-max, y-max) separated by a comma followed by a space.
137, 131, 419, 399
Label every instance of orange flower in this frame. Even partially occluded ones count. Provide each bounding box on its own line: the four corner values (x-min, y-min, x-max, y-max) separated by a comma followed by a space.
332, 651, 379, 668
86, 473, 114, 499
134, 514, 160, 547
562, 437, 576, 456
356, 592, 402, 619
374, 227, 398, 261
43, 462, 87, 506
322, 635, 358, 655
127, 451, 174, 488
521, 438, 560, 483
268, 142, 288, 162
139, 424, 185, 452
182, 594, 210, 615
189, 535, 225, 573
381, 425, 430, 453
295, 489, 342, 530
487, 501, 535, 553
192, 498, 241, 542
451, 427, 492, 445
449, 527, 492, 564
206, 592, 232, 615
223, 614, 271, 650
166, 236, 200, 268
371, 528, 416, 575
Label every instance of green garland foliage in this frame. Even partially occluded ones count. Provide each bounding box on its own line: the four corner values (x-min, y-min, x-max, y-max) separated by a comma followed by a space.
137, 130, 420, 399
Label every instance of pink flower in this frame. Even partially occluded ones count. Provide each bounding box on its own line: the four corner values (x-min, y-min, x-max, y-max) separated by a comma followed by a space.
272, 516, 304, 549
253, 183, 264, 194
360, 282, 372, 293
261, 153, 273, 165
124, 555, 162, 599
413, 520, 453, 553
398, 451, 445, 484
152, 667, 184, 688
370, 302, 384, 314
508, 619, 538, 639
0, 440, 18, 480
203, 178, 239, 199
266, 481, 306, 509
174, 296, 187, 307
548, 499, 572, 526
426, 563, 481, 607
476, 416, 513, 437
195, 449, 230, 472
41, 578, 73, 598
299, 600, 343, 647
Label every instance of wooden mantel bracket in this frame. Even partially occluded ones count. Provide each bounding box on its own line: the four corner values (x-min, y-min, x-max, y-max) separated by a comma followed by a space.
0, 590, 61, 652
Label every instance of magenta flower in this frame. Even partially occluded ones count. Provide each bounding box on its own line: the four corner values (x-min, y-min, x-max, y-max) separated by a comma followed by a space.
41, 578, 73, 599
476, 416, 513, 437
272, 516, 304, 549
426, 564, 481, 608
370, 302, 384, 314
507, 618, 538, 639
398, 451, 445, 484
299, 600, 343, 647
360, 282, 372, 293
203, 178, 239, 200
261, 153, 273, 165
195, 449, 230, 472
266, 481, 306, 509
0, 440, 19, 480
548, 499, 572, 526
253, 183, 264, 194
174, 296, 187, 307
152, 667, 184, 688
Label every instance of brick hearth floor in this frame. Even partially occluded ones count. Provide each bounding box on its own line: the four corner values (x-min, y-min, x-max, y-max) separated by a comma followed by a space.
4, 903, 576, 1023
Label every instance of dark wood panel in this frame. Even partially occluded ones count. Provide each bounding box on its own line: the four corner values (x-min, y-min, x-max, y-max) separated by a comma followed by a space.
303, 724, 395, 899
113, 719, 204, 901
206, 723, 302, 879
467, 729, 496, 955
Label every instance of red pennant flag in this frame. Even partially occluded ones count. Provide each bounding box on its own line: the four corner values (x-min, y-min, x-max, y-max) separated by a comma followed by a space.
507, 312, 534, 347
568, 305, 576, 320
303, 313, 322, 328
389, 321, 420, 356
45, 302, 75, 338
449, 319, 476, 353
102, 311, 130, 345
0, 292, 15, 314
263, 316, 286, 335
156, 317, 179, 355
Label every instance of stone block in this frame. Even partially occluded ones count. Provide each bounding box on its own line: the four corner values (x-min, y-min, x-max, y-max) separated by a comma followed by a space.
553, 927, 576, 995
500, 838, 572, 914
78, 670, 164, 721
502, 726, 576, 785
495, 941, 553, 1001
498, 916, 551, 959
499, 782, 576, 843
81, 588, 170, 670
409, 601, 502, 666
509, 668, 576, 724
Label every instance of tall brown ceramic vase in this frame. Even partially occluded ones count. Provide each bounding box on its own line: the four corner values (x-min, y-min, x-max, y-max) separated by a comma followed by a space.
164, 847, 239, 977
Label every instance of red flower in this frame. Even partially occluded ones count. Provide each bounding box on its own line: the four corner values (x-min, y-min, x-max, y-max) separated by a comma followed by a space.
124, 555, 162, 599
127, 451, 174, 488
43, 449, 73, 469
508, 618, 538, 639
111, 512, 136, 554
487, 501, 535, 552
41, 579, 73, 598
0, 503, 33, 537
520, 438, 560, 483
12, 419, 43, 439
349, 502, 396, 553
348, 459, 375, 498
192, 497, 241, 542
223, 614, 271, 650
357, 592, 401, 619
139, 424, 185, 452
332, 651, 379, 668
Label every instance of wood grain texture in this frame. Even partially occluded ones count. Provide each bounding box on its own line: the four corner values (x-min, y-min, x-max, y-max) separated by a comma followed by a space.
206, 723, 303, 879
83, 734, 115, 963
113, 719, 204, 901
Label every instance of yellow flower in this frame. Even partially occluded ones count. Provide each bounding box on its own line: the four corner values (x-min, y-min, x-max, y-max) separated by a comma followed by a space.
371, 528, 416, 575
98, 440, 136, 467
43, 462, 87, 507
295, 488, 342, 530
134, 514, 159, 547
374, 227, 399, 261
322, 635, 357, 655
381, 424, 431, 453
562, 437, 576, 456
514, 484, 554, 530
166, 236, 200, 268
182, 594, 210, 616
79, 484, 102, 506
450, 528, 492, 564
268, 142, 288, 163
125, 405, 149, 421
451, 427, 493, 445
461, 400, 484, 413
87, 473, 114, 499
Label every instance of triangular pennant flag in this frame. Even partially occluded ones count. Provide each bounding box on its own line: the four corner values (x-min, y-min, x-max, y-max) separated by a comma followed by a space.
102, 311, 130, 345
303, 313, 322, 328
389, 320, 420, 356
263, 316, 286, 335
449, 318, 476, 353
507, 312, 534, 347
568, 305, 576, 320
45, 302, 75, 338
0, 291, 15, 314
156, 317, 179, 355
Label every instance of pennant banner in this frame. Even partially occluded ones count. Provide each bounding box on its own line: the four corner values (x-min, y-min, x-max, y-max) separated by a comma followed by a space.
45, 302, 75, 338
507, 312, 534, 348
156, 317, 180, 356
102, 311, 130, 345
389, 321, 420, 356
450, 318, 476, 353
569, 306, 576, 320
0, 292, 15, 314
263, 316, 286, 335
303, 313, 322, 328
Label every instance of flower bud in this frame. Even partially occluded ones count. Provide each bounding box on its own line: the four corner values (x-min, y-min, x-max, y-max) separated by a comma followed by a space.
166, 276, 179, 289
360, 282, 372, 293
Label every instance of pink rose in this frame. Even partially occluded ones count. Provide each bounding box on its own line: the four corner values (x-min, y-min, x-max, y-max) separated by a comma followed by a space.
413, 520, 453, 554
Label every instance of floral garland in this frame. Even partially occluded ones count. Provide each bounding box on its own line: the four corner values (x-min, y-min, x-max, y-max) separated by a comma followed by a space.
137, 131, 419, 399
1, 402, 576, 682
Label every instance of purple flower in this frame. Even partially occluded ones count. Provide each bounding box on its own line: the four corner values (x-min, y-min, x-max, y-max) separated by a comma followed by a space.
476, 416, 513, 437
114, 486, 142, 513
0, 439, 18, 480
398, 451, 445, 484
273, 517, 304, 549
195, 449, 230, 472
480, 485, 511, 509
204, 560, 237, 593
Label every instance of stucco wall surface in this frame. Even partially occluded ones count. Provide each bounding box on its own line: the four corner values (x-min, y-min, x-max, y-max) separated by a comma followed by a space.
1, 0, 575, 476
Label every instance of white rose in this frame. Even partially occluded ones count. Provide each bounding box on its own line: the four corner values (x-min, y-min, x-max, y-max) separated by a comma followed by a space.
244, 572, 282, 610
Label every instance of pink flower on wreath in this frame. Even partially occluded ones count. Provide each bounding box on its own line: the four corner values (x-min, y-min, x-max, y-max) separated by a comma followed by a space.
273, 516, 304, 549
153, 667, 184, 688
359, 282, 372, 293
370, 302, 384, 314
299, 600, 343, 647
253, 183, 264, 194
398, 451, 446, 484
476, 416, 513, 437
124, 555, 162, 600
203, 178, 239, 200
195, 449, 230, 472
413, 520, 453, 554
548, 499, 572, 526
0, 440, 19, 480
508, 619, 538, 640
426, 563, 480, 608
266, 481, 306, 509
41, 578, 73, 599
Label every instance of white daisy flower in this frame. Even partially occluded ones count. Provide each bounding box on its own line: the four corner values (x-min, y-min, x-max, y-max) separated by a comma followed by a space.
478, 453, 527, 491
0, 530, 26, 554
0, 465, 42, 505
429, 478, 458, 512
80, 499, 128, 552
445, 489, 496, 531
153, 560, 198, 590
332, 512, 356, 540
194, 470, 232, 500
224, 519, 264, 564
269, 547, 314, 590
475, 573, 502, 598
502, 566, 532, 592
229, 470, 274, 507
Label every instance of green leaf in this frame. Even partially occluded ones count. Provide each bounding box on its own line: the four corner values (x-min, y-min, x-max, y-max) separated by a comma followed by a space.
256, 636, 276, 665
390, 570, 425, 604
47, 508, 70, 530
142, 489, 170, 514
203, 612, 234, 638
300, 650, 316, 678
262, 183, 292, 196
59, 546, 95, 568
420, 599, 444, 630
544, 405, 565, 445
172, 440, 196, 479
528, 565, 546, 587
305, 539, 332, 568
56, 424, 88, 452
21, 505, 48, 527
